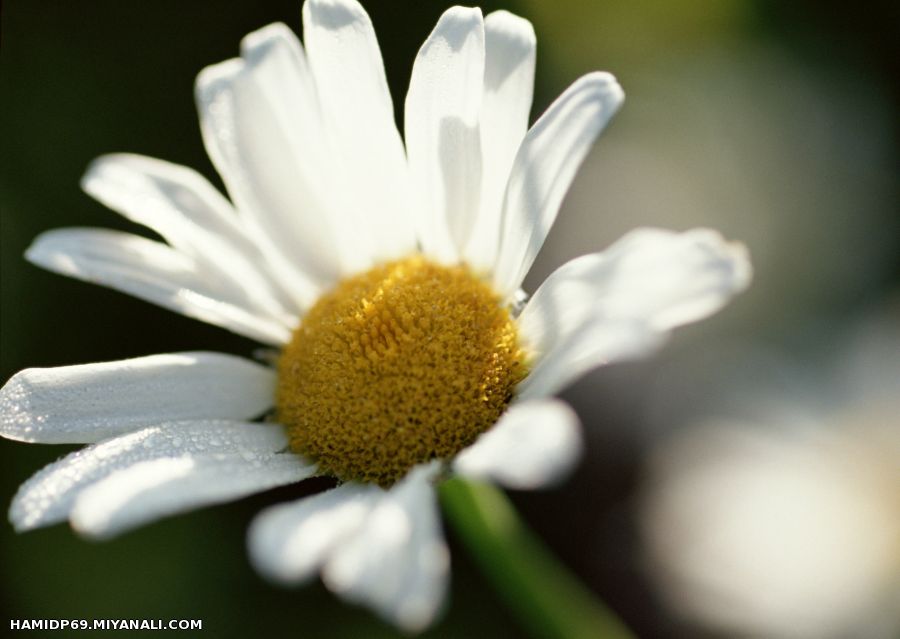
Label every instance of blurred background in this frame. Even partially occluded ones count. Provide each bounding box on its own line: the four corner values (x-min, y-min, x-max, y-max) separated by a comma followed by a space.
1, 1, 898, 637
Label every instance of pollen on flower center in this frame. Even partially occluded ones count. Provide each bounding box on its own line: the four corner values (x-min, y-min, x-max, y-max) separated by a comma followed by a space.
276, 255, 527, 487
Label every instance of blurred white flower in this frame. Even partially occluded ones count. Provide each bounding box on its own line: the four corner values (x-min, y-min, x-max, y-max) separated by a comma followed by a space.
640, 314, 900, 639
0, 0, 749, 632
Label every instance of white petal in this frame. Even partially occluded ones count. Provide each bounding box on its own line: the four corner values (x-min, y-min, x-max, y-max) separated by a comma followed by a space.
0, 352, 275, 444
323, 464, 449, 632
196, 34, 337, 297
454, 399, 582, 489
71, 453, 315, 539
249, 464, 449, 632
463, 10, 536, 271
9, 420, 288, 532
493, 72, 624, 295
248, 482, 381, 584
238, 22, 388, 279
521, 228, 752, 336
302, 0, 415, 265
405, 6, 485, 262
517, 228, 752, 398
26, 228, 292, 344
519, 320, 666, 400
81, 153, 300, 322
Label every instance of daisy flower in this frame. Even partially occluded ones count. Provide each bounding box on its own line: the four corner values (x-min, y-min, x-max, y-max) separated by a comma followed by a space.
1, 0, 750, 632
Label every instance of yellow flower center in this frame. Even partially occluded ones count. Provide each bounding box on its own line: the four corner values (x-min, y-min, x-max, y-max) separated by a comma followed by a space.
276, 255, 526, 486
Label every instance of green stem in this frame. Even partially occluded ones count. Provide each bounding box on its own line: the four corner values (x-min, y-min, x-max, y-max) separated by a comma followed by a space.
439, 477, 635, 639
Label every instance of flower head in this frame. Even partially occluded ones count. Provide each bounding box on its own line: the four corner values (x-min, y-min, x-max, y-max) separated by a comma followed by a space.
1, 0, 750, 631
